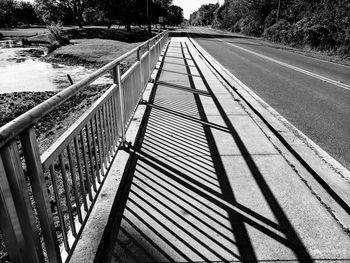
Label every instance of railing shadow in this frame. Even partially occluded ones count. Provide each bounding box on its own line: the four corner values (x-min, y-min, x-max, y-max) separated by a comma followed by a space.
96, 40, 314, 262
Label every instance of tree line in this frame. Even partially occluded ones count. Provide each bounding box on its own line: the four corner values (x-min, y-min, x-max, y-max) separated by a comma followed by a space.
190, 0, 350, 56
0, 0, 38, 27
0, 0, 184, 30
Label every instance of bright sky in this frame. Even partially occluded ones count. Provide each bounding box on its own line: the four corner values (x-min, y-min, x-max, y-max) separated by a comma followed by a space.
19, 0, 224, 20
173, 0, 224, 19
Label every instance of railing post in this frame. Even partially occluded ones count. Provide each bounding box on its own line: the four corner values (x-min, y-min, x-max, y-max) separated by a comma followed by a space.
137, 47, 143, 90
158, 36, 161, 58
0, 155, 27, 263
0, 140, 44, 263
20, 127, 62, 263
112, 64, 127, 146
147, 41, 151, 74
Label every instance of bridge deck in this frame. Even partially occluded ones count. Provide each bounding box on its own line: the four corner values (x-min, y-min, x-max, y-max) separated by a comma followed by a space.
95, 38, 350, 262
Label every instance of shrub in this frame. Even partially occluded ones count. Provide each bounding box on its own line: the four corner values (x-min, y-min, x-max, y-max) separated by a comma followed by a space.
47, 23, 70, 46
234, 17, 263, 36
303, 24, 339, 49
263, 20, 292, 43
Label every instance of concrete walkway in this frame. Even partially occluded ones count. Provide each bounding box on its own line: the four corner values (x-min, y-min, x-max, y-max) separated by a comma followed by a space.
100, 37, 350, 262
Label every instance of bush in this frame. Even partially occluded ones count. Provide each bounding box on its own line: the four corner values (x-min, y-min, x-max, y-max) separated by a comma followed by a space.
263, 20, 292, 43
234, 17, 263, 36
47, 23, 70, 46
304, 24, 328, 47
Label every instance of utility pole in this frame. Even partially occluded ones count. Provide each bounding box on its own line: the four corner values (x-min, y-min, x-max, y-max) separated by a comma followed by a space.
276, 0, 281, 23
147, 0, 152, 37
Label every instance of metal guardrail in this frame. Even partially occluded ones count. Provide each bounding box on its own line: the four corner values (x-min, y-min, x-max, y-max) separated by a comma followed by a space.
0, 31, 169, 263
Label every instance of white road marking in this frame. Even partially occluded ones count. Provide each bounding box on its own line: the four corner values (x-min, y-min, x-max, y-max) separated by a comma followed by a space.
216, 38, 350, 91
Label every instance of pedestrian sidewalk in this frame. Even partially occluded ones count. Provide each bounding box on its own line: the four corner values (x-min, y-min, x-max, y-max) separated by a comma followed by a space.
97, 37, 350, 262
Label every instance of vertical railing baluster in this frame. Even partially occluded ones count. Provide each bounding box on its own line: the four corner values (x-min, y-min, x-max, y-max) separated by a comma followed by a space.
106, 101, 113, 156
58, 153, 77, 237
66, 144, 83, 224
73, 137, 88, 212
112, 93, 119, 148
80, 130, 93, 201
90, 118, 101, 184
94, 114, 104, 180
98, 109, 107, 170
49, 164, 70, 252
85, 123, 97, 192
111, 97, 118, 150
20, 128, 62, 263
107, 98, 116, 152
102, 105, 111, 161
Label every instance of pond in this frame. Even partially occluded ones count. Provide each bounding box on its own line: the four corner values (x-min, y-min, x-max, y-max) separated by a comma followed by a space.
0, 46, 111, 94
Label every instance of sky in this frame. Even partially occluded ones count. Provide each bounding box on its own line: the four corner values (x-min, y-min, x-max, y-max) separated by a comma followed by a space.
19, 0, 224, 20
173, 0, 224, 19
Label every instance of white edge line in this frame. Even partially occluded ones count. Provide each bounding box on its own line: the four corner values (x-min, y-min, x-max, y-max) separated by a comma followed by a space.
216, 38, 350, 92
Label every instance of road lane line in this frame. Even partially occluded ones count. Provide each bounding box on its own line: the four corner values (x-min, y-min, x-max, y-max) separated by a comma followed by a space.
217, 38, 350, 91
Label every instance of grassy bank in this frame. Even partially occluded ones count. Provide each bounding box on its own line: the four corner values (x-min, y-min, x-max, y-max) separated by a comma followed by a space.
44, 27, 152, 68
1, 26, 153, 67
45, 38, 142, 68
0, 85, 109, 154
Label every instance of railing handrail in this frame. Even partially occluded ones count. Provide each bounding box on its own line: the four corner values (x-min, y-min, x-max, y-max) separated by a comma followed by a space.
0, 31, 167, 148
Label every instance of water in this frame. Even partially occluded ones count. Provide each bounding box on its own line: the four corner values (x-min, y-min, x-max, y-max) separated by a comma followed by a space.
0, 47, 111, 94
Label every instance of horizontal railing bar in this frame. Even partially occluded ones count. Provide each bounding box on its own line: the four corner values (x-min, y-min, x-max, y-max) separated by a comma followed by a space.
41, 84, 117, 169
0, 31, 167, 148
155, 80, 211, 96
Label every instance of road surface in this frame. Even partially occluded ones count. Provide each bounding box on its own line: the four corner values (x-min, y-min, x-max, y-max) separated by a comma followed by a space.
187, 27, 350, 171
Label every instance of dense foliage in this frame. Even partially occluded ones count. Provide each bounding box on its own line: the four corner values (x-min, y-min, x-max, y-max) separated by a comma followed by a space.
0, 0, 38, 27
191, 0, 350, 57
32, 0, 183, 30
0, 0, 183, 30
189, 3, 219, 26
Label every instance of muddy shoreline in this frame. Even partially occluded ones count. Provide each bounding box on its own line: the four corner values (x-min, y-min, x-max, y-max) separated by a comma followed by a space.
0, 84, 109, 153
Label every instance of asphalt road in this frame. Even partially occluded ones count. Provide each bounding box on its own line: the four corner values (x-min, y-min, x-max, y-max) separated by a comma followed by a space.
187, 27, 350, 170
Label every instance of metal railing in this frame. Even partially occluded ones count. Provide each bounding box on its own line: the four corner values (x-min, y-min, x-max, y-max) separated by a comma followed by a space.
0, 31, 169, 263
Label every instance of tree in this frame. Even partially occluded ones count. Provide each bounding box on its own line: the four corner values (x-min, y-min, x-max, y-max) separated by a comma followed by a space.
15, 1, 38, 25
208, 0, 350, 55
0, 0, 39, 27
189, 3, 218, 26
35, 0, 87, 27
152, 0, 172, 25
0, 0, 16, 27
167, 5, 183, 26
